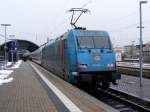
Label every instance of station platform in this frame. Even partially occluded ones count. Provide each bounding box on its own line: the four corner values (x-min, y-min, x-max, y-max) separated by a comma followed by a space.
0, 61, 118, 112
111, 74, 150, 102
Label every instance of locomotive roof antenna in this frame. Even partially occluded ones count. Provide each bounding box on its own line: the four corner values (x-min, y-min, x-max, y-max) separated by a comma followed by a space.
68, 8, 90, 29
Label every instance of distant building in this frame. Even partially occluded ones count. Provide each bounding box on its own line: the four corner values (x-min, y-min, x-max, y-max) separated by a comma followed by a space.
114, 47, 124, 61
123, 42, 150, 63
123, 45, 139, 59
143, 42, 150, 62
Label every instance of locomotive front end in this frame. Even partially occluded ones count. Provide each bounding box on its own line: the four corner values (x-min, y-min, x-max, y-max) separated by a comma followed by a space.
74, 30, 121, 88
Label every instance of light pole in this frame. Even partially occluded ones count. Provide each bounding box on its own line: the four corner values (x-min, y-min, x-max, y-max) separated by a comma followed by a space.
138, 1, 147, 87
9, 35, 15, 62
1, 24, 11, 69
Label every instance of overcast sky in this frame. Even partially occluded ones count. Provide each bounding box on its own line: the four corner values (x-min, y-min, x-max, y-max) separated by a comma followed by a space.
0, 0, 150, 47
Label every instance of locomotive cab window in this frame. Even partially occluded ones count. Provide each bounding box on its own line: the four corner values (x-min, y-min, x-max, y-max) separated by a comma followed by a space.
93, 37, 110, 49
77, 36, 94, 48
77, 36, 110, 49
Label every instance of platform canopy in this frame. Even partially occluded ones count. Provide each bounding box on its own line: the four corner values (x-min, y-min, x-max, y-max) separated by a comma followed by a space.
0, 39, 39, 61
0, 39, 39, 52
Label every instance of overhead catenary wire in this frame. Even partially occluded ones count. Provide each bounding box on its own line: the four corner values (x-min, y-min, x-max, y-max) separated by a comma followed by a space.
49, 0, 94, 36
109, 23, 138, 32
81, 0, 93, 8
48, 0, 148, 40
101, 12, 138, 28
143, 18, 150, 23
109, 17, 150, 33
101, 5, 149, 33
50, 16, 71, 33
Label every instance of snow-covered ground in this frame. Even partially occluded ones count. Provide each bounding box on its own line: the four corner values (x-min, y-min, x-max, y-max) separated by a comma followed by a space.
0, 70, 13, 85
7, 60, 22, 69
6, 62, 13, 66
0, 60, 22, 86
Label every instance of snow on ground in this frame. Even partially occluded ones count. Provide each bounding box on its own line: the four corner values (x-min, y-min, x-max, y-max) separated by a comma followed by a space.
0, 60, 22, 86
6, 62, 13, 66
0, 70, 13, 85
0, 63, 4, 70
10, 60, 22, 69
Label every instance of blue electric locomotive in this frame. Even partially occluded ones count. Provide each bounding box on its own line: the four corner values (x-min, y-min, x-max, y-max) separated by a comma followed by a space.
30, 8, 121, 89
38, 29, 121, 89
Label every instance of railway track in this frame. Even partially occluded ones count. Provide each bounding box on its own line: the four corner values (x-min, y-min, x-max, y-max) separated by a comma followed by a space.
91, 88, 150, 112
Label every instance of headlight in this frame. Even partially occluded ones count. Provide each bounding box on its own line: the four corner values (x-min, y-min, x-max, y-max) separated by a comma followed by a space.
107, 64, 115, 68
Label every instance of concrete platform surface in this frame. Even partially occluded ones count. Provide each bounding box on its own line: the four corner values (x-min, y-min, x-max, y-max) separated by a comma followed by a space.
0, 61, 118, 112
111, 74, 150, 102
30, 61, 118, 112
0, 62, 57, 112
